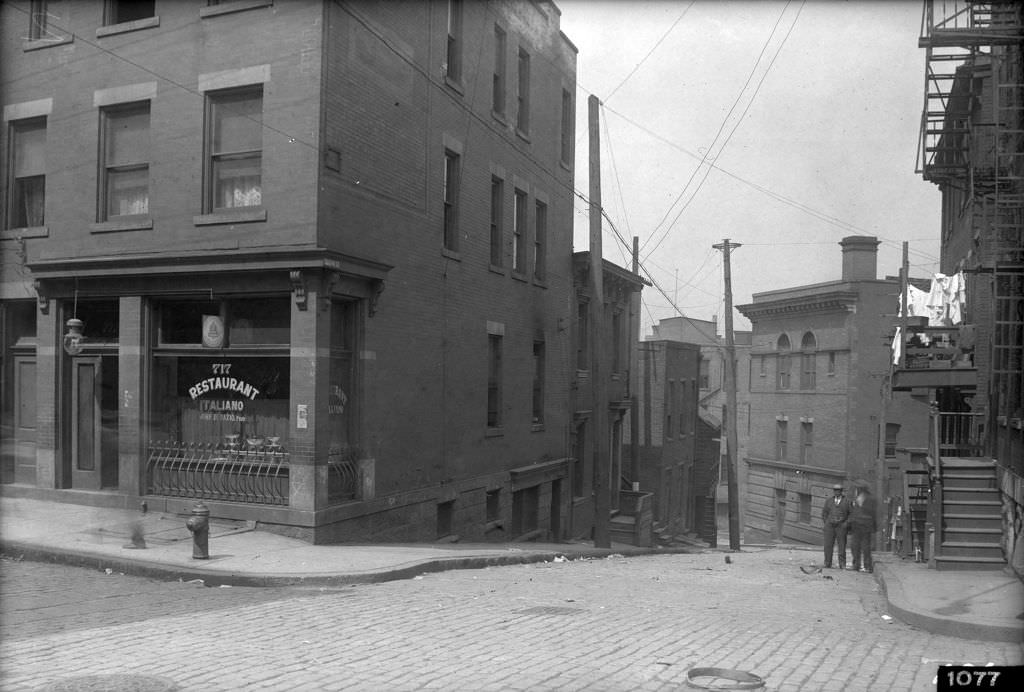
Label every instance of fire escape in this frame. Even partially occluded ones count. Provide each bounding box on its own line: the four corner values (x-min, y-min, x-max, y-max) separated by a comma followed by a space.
909, 1, 1024, 569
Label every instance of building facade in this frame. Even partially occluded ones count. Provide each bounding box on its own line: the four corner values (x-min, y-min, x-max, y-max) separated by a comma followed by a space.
737, 237, 931, 544
646, 315, 752, 541
914, 0, 1023, 572
0, 0, 581, 543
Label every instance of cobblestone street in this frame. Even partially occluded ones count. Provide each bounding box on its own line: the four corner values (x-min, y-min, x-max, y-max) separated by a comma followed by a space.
2, 548, 1021, 691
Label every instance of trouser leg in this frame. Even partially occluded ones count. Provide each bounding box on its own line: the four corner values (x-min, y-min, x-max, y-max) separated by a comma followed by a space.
836, 524, 848, 567
850, 530, 862, 570
863, 534, 873, 571
823, 524, 836, 566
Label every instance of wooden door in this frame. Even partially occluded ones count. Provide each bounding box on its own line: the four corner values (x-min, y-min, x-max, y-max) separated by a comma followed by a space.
70, 357, 102, 490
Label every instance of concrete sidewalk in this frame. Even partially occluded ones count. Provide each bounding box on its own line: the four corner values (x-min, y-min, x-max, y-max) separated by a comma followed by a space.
1, 496, 1021, 643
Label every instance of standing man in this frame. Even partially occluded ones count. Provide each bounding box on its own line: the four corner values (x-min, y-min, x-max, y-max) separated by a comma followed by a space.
850, 481, 879, 573
822, 482, 852, 569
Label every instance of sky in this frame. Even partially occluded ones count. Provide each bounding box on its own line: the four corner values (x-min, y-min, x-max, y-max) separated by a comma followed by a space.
558, 0, 942, 335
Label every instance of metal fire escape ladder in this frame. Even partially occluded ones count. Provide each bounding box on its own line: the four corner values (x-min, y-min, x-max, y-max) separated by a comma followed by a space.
989, 4, 1024, 446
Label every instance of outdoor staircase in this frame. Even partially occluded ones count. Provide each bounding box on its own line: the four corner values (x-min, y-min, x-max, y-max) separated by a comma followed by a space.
936, 457, 1006, 571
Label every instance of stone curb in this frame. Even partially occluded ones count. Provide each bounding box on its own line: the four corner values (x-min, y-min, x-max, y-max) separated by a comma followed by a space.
874, 562, 1023, 644
0, 540, 697, 588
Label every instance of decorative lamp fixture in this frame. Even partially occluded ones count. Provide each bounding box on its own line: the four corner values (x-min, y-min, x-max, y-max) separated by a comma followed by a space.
63, 318, 85, 355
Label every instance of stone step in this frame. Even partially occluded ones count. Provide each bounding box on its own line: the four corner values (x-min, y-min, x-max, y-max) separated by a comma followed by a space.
940, 541, 1003, 559
939, 474, 997, 489
942, 487, 1001, 502
943, 513, 1004, 529
934, 555, 1007, 571
943, 499, 1002, 515
943, 526, 1003, 542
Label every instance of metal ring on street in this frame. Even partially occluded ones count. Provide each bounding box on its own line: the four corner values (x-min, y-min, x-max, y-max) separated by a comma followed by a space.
685, 666, 766, 689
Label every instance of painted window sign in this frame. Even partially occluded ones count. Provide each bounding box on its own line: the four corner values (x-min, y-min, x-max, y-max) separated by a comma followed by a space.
328, 385, 347, 415
188, 363, 261, 422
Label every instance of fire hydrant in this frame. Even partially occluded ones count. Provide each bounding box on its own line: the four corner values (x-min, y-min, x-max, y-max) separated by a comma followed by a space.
185, 502, 210, 559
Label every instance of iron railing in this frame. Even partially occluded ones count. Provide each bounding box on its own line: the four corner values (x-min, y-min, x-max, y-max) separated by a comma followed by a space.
327, 448, 360, 504
147, 440, 289, 505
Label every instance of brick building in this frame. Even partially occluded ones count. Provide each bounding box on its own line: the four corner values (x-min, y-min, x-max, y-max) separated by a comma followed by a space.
910, 1, 1023, 572
633, 339, 700, 535
737, 236, 931, 544
0, 0, 582, 543
646, 315, 752, 540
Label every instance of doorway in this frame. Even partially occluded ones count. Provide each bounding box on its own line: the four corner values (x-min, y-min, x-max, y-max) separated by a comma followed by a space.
68, 355, 119, 489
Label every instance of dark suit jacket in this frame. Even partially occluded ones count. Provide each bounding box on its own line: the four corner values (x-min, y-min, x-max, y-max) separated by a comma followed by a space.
822, 495, 853, 526
850, 494, 878, 533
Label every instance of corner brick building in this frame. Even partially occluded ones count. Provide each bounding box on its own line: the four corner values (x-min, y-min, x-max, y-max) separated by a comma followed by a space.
0, 0, 586, 543
737, 236, 931, 544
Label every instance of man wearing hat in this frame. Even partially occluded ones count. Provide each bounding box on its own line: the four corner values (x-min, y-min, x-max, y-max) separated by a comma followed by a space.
822, 482, 853, 568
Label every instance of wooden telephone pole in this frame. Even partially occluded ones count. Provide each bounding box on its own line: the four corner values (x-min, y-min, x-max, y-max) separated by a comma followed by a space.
589, 95, 610, 548
713, 239, 742, 550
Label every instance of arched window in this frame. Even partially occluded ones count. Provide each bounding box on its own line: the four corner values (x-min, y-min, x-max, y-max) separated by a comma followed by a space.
800, 332, 817, 390
777, 334, 791, 390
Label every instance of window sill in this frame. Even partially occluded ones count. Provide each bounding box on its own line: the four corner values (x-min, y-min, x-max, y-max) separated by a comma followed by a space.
559, 159, 572, 173
441, 247, 462, 261
444, 75, 464, 95
96, 16, 160, 38
515, 128, 531, 143
532, 276, 547, 288
511, 271, 528, 283
90, 217, 153, 233
484, 519, 504, 533
531, 423, 545, 432
200, 0, 273, 18
492, 110, 507, 125
1, 225, 48, 240
488, 263, 506, 276
23, 35, 73, 51
485, 427, 504, 438
194, 208, 267, 225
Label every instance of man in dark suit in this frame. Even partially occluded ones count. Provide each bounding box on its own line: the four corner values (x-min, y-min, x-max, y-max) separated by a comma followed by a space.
850, 481, 879, 573
822, 482, 853, 568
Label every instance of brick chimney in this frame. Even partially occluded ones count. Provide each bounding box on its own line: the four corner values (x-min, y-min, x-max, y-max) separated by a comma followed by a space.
839, 236, 880, 281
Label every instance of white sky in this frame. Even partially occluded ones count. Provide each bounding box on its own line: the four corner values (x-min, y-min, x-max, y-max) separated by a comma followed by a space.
559, 0, 942, 335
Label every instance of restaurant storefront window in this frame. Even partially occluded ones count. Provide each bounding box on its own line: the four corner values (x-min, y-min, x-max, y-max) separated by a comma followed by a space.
147, 296, 292, 505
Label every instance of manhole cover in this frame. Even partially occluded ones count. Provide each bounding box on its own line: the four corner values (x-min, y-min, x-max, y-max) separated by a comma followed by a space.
40, 674, 178, 691
516, 606, 585, 616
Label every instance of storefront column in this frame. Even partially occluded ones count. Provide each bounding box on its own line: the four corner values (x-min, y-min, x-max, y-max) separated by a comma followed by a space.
288, 284, 329, 511
118, 296, 144, 496
35, 302, 60, 488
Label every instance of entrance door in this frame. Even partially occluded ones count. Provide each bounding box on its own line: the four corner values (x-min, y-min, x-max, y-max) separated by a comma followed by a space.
12, 356, 37, 484
70, 356, 118, 489
774, 489, 787, 540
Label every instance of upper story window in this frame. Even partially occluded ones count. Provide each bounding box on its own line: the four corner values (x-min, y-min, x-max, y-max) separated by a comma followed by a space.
611, 310, 622, 372
6, 118, 46, 229
776, 334, 791, 390
100, 102, 150, 220
28, 0, 67, 41
443, 150, 460, 251
560, 88, 573, 165
699, 358, 710, 389
516, 48, 531, 134
446, 0, 463, 83
512, 188, 527, 272
799, 421, 813, 464
827, 351, 836, 375
533, 200, 546, 282
532, 340, 545, 425
106, 0, 155, 24
776, 419, 788, 460
487, 333, 503, 429
800, 332, 817, 390
492, 25, 506, 116
576, 300, 588, 370
490, 176, 503, 267
206, 86, 263, 212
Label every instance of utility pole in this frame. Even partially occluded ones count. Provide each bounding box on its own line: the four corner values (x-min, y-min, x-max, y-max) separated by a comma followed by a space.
630, 236, 640, 491
589, 95, 610, 548
713, 239, 742, 550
